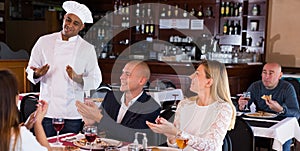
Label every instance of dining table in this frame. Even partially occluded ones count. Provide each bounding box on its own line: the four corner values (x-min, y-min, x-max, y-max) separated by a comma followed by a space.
47, 133, 180, 151
239, 112, 300, 151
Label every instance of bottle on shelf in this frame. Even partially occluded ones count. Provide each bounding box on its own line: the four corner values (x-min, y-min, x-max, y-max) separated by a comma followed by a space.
220, 2, 225, 16
252, 4, 259, 16
234, 3, 240, 16
141, 20, 145, 34
167, 5, 172, 18
229, 2, 234, 16
145, 20, 149, 34
174, 4, 179, 18
161, 7, 166, 18
135, 19, 140, 33
147, 4, 151, 17
114, 0, 118, 14
190, 8, 195, 17
149, 20, 154, 36
225, 2, 230, 16
205, 6, 212, 18
197, 5, 203, 18
125, 3, 130, 15
183, 3, 188, 18
229, 20, 234, 35
136, 3, 140, 17
234, 21, 241, 35
223, 20, 229, 35
239, 3, 243, 16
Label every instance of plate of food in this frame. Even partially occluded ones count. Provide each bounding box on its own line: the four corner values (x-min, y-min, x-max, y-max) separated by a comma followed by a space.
73, 138, 122, 150
245, 111, 277, 118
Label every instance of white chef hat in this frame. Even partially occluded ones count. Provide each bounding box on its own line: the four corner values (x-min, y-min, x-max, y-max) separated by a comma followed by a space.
62, 1, 93, 24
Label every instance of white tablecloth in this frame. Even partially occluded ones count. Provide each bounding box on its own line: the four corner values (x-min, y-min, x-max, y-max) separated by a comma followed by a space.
246, 117, 300, 151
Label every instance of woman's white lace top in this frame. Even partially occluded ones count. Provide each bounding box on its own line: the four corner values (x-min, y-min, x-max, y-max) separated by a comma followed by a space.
170, 97, 233, 151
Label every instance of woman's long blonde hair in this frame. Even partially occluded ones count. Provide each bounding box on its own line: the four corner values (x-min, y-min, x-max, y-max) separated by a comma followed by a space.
201, 60, 236, 130
0, 70, 21, 151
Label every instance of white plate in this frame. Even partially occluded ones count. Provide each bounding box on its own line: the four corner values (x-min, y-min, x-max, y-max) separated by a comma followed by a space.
245, 111, 277, 118
73, 138, 122, 150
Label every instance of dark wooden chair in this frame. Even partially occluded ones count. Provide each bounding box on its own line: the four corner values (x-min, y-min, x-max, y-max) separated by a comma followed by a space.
223, 133, 232, 151
228, 116, 255, 151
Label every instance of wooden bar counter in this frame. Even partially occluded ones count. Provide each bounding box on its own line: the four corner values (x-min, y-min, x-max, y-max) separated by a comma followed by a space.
0, 59, 263, 95
98, 59, 263, 96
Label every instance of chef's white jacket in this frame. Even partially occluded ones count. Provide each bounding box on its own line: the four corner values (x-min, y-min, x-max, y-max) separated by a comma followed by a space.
26, 32, 102, 119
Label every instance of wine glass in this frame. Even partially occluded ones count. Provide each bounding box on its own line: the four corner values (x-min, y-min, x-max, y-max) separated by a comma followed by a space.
176, 136, 188, 150
84, 125, 98, 151
52, 118, 65, 145
171, 94, 179, 109
243, 92, 251, 111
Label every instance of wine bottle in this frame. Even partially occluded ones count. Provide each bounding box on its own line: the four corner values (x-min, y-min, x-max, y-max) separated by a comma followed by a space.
136, 3, 140, 17
167, 5, 172, 17
183, 3, 188, 18
252, 4, 259, 16
197, 5, 203, 17
229, 20, 234, 35
136, 19, 140, 33
229, 2, 234, 16
234, 3, 239, 16
174, 5, 179, 17
223, 20, 228, 35
161, 7, 166, 18
220, 2, 225, 16
205, 6, 212, 17
234, 21, 241, 35
225, 2, 230, 16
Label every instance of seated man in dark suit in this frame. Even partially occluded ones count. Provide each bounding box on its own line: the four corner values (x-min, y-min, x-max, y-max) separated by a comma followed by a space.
76, 60, 161, 143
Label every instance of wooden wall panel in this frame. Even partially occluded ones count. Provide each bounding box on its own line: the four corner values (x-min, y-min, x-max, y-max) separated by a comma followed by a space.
0, 60, 29, 93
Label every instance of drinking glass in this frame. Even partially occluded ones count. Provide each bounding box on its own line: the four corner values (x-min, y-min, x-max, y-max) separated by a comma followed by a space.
176, 137, 188, 150
243, 92, 251, 111
52, 118, 65, 145
84, 125, 98, 151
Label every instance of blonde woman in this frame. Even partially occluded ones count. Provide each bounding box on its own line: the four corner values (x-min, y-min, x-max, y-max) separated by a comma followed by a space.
147, 60, 236, 151
0, 70, 51, 151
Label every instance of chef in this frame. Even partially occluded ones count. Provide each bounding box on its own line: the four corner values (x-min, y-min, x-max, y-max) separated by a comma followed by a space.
26, 1, 102, 137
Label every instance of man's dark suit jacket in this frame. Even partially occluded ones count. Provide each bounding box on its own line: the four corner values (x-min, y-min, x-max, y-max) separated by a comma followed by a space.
101, 90, 161, 129
96, 90, 161, 143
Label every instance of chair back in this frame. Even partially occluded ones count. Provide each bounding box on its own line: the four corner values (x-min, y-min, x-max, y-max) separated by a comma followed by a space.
20, 94, 39, 123
283, 77, 300, 106
228, 116, 255, 151
91, 83, 112, 98
222, 133, 232, 151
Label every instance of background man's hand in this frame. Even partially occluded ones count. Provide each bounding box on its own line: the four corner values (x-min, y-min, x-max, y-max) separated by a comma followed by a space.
265, 99, 284, 112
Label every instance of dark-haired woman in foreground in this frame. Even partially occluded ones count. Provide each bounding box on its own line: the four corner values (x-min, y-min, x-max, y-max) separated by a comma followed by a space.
0, 70, 51, 151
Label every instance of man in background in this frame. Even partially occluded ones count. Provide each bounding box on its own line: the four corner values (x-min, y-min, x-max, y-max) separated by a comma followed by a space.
238, 62, 300, 151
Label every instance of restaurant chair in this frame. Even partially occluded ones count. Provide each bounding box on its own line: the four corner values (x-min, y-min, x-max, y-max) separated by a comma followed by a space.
91, 83, 112, 98
222, 133, 232, 151
283, 77, 300, 107
20, 94, 39, 123
228, 116, 255, 151
19, 94, 39, 134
